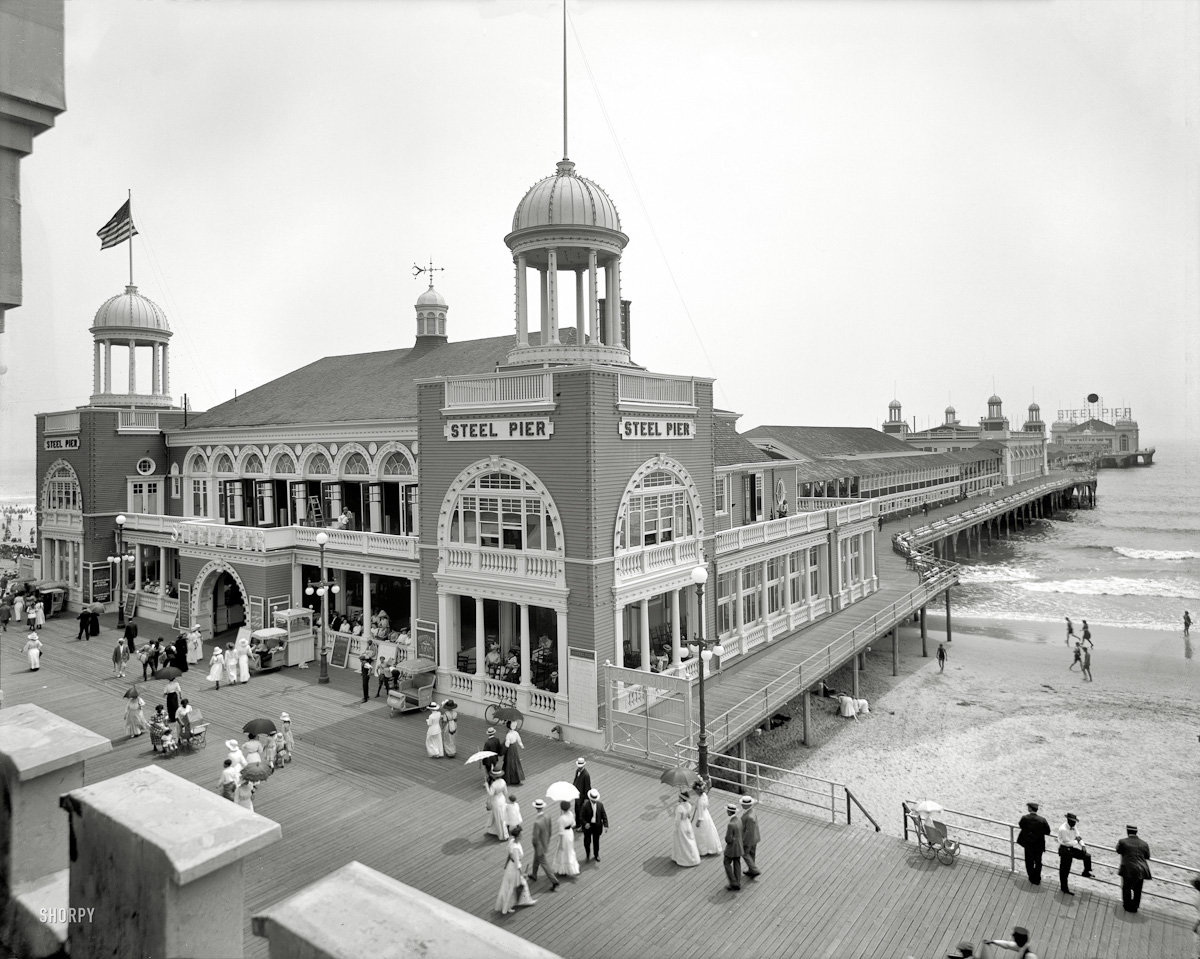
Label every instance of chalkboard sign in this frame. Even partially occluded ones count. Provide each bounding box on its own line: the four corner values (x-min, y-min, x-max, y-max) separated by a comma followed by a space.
123, 592, 138, 620
90, 570, 111, 605
415, 619, 437, 664
329, 634, 351, 669
249, 596, 265, 631
175, 584, 192, 630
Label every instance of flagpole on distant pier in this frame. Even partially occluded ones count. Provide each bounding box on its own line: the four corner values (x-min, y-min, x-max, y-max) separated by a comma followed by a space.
128, 189, 133, 286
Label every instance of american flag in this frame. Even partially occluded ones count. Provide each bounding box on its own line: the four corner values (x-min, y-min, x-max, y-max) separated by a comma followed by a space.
97, 199, 138, 250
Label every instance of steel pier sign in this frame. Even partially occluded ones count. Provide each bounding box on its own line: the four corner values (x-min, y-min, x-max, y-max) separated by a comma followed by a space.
444, 417, 554, 441
619, 417, 695, 440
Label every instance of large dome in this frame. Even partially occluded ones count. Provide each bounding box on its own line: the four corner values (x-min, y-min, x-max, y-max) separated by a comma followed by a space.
92, 284, 169, 332
416, 285, 447, 308
512, 159, 621, 233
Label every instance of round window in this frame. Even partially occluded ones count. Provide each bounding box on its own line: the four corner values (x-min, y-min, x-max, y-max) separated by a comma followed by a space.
136, 457, 156, 476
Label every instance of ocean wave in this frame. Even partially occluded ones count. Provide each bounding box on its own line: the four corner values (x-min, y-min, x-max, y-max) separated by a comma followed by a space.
1112, 547, 1200, 561
956, 564, 1037, 585
1016, 576, 1199, 600
941, 603, 1182, 632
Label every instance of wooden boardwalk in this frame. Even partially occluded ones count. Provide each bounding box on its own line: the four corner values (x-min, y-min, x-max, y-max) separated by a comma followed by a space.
3, 614, 1193, 958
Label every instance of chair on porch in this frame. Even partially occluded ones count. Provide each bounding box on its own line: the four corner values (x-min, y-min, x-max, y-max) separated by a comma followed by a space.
623, 640, 640, 670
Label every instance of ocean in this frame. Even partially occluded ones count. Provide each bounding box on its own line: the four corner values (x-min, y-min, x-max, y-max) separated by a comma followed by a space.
952, 439, 1199, 632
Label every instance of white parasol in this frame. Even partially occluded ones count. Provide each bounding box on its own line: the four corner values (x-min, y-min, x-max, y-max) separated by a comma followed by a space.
914, 800, 943, 818
545, 781, 580, 803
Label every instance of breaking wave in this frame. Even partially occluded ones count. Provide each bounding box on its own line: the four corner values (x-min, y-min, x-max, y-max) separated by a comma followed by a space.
1112, 547, 1200, 561
1016, 576, 1198, 600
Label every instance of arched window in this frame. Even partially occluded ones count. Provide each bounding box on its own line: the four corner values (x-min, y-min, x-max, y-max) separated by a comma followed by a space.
307, 452, 331, 476
448, 471, 558, 552
214, 453, 234, 474
244, 453, 264, 474
44, 465, 82, 511
275, 452, 296, 474
343, 452, 369, 475
382, 451, 413, 477
619, 469, 695, 549
1119, 435, 1129, 452
188, 453, 208, 473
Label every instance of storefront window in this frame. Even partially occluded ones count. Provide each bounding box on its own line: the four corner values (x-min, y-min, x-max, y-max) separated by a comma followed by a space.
449, 473, 557, 553
741, 565, 761, 625
767, 556, 786, 613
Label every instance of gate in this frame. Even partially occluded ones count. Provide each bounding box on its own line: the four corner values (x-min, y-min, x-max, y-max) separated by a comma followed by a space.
603, 665, 693, 767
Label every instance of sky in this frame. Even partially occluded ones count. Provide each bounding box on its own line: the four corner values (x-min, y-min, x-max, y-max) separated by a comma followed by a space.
2, 0, 1197, 491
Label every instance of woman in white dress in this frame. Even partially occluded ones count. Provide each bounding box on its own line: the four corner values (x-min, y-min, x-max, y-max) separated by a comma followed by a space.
206, 646, 226, 690
124, 694, 148, 738
554, 800, 580, 876
234, 778, 256, 812
691, 779, 722, 856
485, 770, 509, 840
224, 643, 239, 685
235, 635, 251, 683
495, 825, 536, 913
425, 703, 444, 758
23, 634, 42, 671
224, 739, 248, 777
34, 600, 45, 629
671, 792, 702, 867
12, 595, 23, 625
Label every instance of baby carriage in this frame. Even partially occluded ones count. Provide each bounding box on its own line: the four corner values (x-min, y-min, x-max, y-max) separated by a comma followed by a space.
906, 802, 960, 865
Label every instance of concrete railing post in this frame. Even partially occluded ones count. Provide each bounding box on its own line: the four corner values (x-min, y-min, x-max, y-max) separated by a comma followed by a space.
60, 765, 281, 959
253, 861, 564, 959
0, 704, 111, 959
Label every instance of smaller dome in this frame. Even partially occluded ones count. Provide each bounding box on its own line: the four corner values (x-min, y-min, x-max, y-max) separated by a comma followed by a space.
92, 284, 169, 332
988, 394, 1002, 404
888, 399, 901, 410
1028, 402, 1040, 411
416, 285, 447, 308
945, 405, 956, 415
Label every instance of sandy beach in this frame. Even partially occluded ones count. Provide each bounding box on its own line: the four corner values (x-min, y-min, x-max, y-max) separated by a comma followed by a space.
749, 615, 1200, 873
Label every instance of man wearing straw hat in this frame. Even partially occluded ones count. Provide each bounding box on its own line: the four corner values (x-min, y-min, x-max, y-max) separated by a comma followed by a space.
740, 796, 761, 878
527, 799, 559, 892
571, 757, 591, 823
723, 804, 743, 891
580, 788, 608, 863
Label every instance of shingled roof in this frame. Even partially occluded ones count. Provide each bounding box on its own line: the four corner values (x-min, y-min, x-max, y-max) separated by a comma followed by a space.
742, 425, 915, 461
713, 415, 772, 467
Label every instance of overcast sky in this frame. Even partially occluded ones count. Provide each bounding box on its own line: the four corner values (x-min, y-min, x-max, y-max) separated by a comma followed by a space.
2, 0, 1197, 487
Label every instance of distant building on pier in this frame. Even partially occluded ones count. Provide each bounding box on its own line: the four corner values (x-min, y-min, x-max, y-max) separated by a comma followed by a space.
1049, 404, 1153, 467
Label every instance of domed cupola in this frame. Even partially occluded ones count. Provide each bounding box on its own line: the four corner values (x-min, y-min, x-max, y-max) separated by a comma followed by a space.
944, 405, 957, 425
88, 284, 174, 407
981, 393, 1009, 434
503, 157, 633, 367
882, 398, 907, 436
1024, 401, 1045, 433
414, 281, 448, 345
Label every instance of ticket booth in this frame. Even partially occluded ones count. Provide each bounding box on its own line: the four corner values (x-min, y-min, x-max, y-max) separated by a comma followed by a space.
274, 608, 314, 666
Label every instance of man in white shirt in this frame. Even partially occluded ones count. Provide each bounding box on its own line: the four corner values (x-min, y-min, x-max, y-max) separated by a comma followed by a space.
1056, 812, 1093, 895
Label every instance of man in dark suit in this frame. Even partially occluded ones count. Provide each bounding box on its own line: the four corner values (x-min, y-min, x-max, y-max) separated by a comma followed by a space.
723, 804, 743, 891
580, 788, 609, 863
481, 727, 503, 781
1016, 801, 1051, 885
1115, 825, 1152, 913
740, 796, 761, 878
528, 800, 559, 891
571, 757, 591, 823
76, 608, 90, 641
124, 619, 139, 654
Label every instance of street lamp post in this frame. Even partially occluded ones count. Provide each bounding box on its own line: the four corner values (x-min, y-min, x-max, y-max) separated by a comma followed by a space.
304, 531, 338, 684
685, 564, 724, 783
107, 514, 133, 629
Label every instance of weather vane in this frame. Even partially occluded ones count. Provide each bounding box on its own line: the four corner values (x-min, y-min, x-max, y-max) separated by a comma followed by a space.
412, 258, 445, 287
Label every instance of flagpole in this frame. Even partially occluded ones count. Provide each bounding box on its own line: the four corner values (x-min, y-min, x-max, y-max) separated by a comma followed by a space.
128, 189, 133, 286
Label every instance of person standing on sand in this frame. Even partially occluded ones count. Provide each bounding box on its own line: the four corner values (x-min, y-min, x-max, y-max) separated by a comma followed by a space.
1184, 610, 1191, 637
1065, 616, 1075, 645
1069, 640, 1082, 671
936, 643, 947, 673
1016, 802, 1051, 885
1081, 645, 1093, 682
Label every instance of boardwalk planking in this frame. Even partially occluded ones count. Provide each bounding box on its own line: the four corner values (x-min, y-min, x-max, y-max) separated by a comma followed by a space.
3, 613, 1194, 959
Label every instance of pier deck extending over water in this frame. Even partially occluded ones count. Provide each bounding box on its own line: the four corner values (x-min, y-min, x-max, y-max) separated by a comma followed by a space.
7, 582, 1192, 959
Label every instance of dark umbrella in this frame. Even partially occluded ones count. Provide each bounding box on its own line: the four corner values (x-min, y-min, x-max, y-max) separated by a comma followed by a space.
123, 686, 141, 700
243, 718, 277, 737
660, 766, 693, 789
153, 665, 183, 681
493, 705, 524, 723
239, 763, 273, 783
88, 602, 105, 614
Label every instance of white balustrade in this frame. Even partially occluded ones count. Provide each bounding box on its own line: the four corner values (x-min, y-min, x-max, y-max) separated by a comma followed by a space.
441, 548, 559, 581
528, 689, 557, 715
39, 509, 83, 531
43, 411, 80, 434
444, 372, 553, 409
118, 410, 161, 432
482, 678, 514, 703
618, 373, 695, 407
714, 511, 830, 557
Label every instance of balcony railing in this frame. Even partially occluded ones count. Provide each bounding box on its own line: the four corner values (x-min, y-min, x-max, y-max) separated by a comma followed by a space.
167, 520, 418, 559
118, 410, 161, 432
43, 411, 80, 434
615, 538, 702, 581
618, 373, 695, 407
714, 510, 829, 556
443, 372, 553, 409
39, 509, 83, 531
120, 513, 221, 535
437, 670, 567, 723
441, 547, 561, 581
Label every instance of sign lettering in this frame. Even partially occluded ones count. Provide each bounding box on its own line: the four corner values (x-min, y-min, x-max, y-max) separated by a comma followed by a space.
444, 417, 554, 441
618, 417, 695, 440
1056, 407, 1131, 423
44, 437, 79, 451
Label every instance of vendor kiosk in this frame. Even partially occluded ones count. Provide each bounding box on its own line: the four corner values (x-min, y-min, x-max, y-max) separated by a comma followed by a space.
274, 608, 314, 666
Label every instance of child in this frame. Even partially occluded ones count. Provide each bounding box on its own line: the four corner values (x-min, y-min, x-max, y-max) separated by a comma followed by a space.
219, 758, 238, 801
271, 731, 287, 769
113, 639, 129, 678
279, 712, 294, 762
159, 725, 178, 756
505, 794, 523, 834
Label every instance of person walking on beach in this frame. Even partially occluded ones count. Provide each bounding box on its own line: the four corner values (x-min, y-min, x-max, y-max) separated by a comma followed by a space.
1056, 812, 1093, 895
985, 925, 1039, 959
1116, 824, 1152, 913
1081, 620, 1092, 646
723, 803, 743, 891
1081, 645, 1093, 682
1184, 610, 1191, 638
1069, 640, 1083, 671
1065, 616, 1075, 645
527, 799, 559, 891
937, 643, 947, 673
1017, 802, 1051, 885
741, 796, 762, 878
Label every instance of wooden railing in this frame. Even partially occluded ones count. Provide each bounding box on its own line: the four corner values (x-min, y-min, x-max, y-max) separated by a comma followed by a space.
443, 371, 553, 408
441, 547, 560, 580
42, 411, 80, 434
618, 373, 695, 407
118, 410, 161, 432
714, 510, 830, 556
614, 538, 702, 580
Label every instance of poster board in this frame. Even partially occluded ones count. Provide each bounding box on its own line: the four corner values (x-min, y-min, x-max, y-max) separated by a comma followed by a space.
414, 619, 437, 665
123, 591, 137, 620
329, 634, 351, 669
249, 596, 265, 632
175, 584, 192, 630
90, 568, 112, 605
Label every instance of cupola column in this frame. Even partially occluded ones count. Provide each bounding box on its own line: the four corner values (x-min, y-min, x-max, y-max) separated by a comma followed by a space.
151, 341, 160, 395
539, 269, 548, 342
611, 258, 622, 348
547, 248, 559, 344
588, 249, 598, 345
162, 344, 169, 396
515, 255, 528, 346
128, 340, 137, 394
104, 341, 112, 393
575, 268, 584, 345
93, 342, 101, 394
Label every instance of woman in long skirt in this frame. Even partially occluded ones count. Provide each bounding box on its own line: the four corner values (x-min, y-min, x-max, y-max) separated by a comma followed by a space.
671, 793, 701, 867
236, 634, 251, 683
224, 643, 239, 685
163, 678, 182, 722
13, 595, 23, 625
207, 646, 225, 689
691, 780, 722, 856
440, 700, 459, 757
124, 694, 148, 738
234, 778, 256, 812
502, 721, 525, 785
485, 771, 509, 840
23, 633, 42, 671
34, 600, 45, 629
495, 825, 536, 914
425, 703, 444, 758
554, 800, 580, 876
225, 739, 248, 776
173, 635, 190, 673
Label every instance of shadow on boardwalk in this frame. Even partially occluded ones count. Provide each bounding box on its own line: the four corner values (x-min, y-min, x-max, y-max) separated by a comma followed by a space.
4, 614, 1193, 959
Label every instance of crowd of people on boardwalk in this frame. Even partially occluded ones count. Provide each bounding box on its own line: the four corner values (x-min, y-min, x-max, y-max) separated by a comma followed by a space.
215, 713, 294, 813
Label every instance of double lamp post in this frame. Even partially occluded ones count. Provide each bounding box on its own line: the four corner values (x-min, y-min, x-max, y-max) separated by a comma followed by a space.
107, 514, 134, 629
304, 530, 338, 684
683, 564, 724, 782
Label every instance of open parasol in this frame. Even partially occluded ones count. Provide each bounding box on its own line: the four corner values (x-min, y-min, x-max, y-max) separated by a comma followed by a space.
659, 766, 693, 789
123, 686, 141, 700
914, 800, 943, 817
88, 602, 105, 614
153, 665, 183, 681
243, 718, 277, 737
464, 750, 499, 765
545, 781, 580, 803
493, 705, 524, 724
239, 763, 273, 783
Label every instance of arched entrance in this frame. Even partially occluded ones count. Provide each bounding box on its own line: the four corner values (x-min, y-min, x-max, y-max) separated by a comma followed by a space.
192, 561, 249, 644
